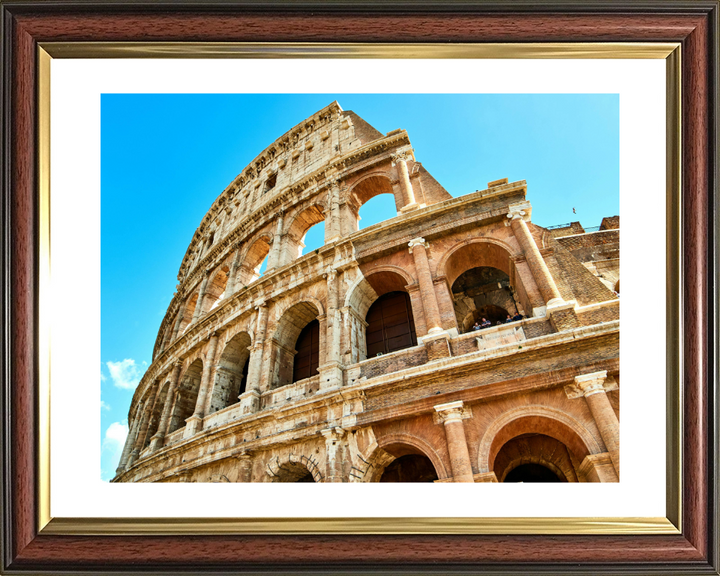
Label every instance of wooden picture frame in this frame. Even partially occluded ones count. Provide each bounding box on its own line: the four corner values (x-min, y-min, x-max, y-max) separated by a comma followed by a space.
1, 1, 717, 573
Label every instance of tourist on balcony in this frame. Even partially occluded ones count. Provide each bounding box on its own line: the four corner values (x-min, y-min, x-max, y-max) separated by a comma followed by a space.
512, 312, 524, 322
481, 318, 491, 329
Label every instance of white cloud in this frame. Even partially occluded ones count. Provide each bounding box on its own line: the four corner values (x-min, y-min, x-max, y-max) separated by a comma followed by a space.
101, 420, 129, 481
100, 400, 111, 410
100, 372, 106, 382
106, 358, 146, 390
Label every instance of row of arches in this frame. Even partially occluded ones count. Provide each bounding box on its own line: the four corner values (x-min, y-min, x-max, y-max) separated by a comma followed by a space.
160, 184, 403, 355
150, 238, 559, 440
271, 408, 609, 483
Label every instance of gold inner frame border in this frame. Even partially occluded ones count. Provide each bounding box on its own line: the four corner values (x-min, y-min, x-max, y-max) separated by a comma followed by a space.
36, 42, 682, 535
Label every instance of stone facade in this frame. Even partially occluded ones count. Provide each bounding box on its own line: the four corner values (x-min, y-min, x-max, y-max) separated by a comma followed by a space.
113, 102, 620, 484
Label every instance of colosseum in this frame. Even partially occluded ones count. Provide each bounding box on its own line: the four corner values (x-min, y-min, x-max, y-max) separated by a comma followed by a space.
113, 101, 620, 484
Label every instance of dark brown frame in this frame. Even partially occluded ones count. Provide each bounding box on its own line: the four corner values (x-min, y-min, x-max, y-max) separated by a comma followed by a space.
1, 1, 717, 573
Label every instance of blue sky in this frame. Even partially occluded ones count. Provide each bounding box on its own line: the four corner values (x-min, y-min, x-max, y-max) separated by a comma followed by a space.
100, 93, 619, 480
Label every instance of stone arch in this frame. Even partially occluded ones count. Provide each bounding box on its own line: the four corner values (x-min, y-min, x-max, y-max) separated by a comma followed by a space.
143, 379, 170, 449
477, 405, 602, 474
438, 238, 531, 330
438, 238, 518, 287
494, 434, 579, 482
268, 454, 322, 482
177, 291, 200, 335
202, 263, 231, 314
237, 234, 272, 286
346, 171, 404, 214
207, 331, 252, 414
269, 299, 323, 389
284, 203, 326, 261
371, 432, 449, 481
168, 358, 203, 435
345, 265, 415, 318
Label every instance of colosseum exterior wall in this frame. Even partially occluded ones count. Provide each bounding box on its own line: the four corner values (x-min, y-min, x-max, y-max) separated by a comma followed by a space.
113, 101, 620, 484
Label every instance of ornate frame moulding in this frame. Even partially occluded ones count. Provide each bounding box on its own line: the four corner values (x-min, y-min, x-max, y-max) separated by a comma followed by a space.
1, 2, 716, 575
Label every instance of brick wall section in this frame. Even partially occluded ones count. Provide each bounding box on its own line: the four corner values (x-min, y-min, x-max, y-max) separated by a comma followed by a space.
545, 241, 617, 306
359, 346, 429, 380
600, 216, 619, 230
363, 332, 619, 412
550, 308, 580, 331
425, 337, 452, 361
522, 319, 555, 338
414, 164, 453, 206
342, 111, 384, 143
576, 304, 620, 326
555, 230, 619, 264
548, 221, 585, 238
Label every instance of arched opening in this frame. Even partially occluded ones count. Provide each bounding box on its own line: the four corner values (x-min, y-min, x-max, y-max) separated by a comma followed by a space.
377, 443, 440, 483
177, 292, 199, 335
272, 461, 316, 482
208, 332, 252, 414
442, 242, 531, 331
349, 175, 402, 234
300, 221, 325, 255
237, 236, 271, 286
292, 319, 320, 383
484, 414, 595, 483
379, 454, 438, 482
494, 433, 575, 482
203, 265, 230, 314
285, 205, 325, 262
366, 291, 417, 357
358, 193, 397, 230
168, 359, 203, 434
271, 301, 322, 389
452, 266, 518, 331
143, 381, 170, 449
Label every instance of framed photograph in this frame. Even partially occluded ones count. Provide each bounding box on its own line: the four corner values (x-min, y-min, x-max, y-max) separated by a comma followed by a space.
1, 1, 717, 574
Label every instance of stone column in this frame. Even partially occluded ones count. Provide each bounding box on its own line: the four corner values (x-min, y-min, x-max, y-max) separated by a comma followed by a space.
185, 332, 220, 437
126, 383, 160, 468
435, 401, 475, 482
116, 414, 141, 474
225, 244, 243, 296
322, 427, 347, 482
325, 180, 342, 243
569, 370, 620, 476
170, 301, 186, 341
319, 269, 343, 390
392, 151, 418, 210
506, 202, 563, 308
266, 211, 285, 270
190, 273, 211, 323
242, 303, 269, 413
149, 361, 183, 451
408, 238, 443, 335
235, 452, 254, 482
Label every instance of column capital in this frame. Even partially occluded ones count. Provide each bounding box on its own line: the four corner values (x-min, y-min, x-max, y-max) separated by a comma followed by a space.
390, 149, 414, 165
506, 200, 533, 223
321, 426, 347, 441
565, 370, 617, 399
324, 268, 338, 280
434, 400, 471, 424
408, 237, 429, 253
